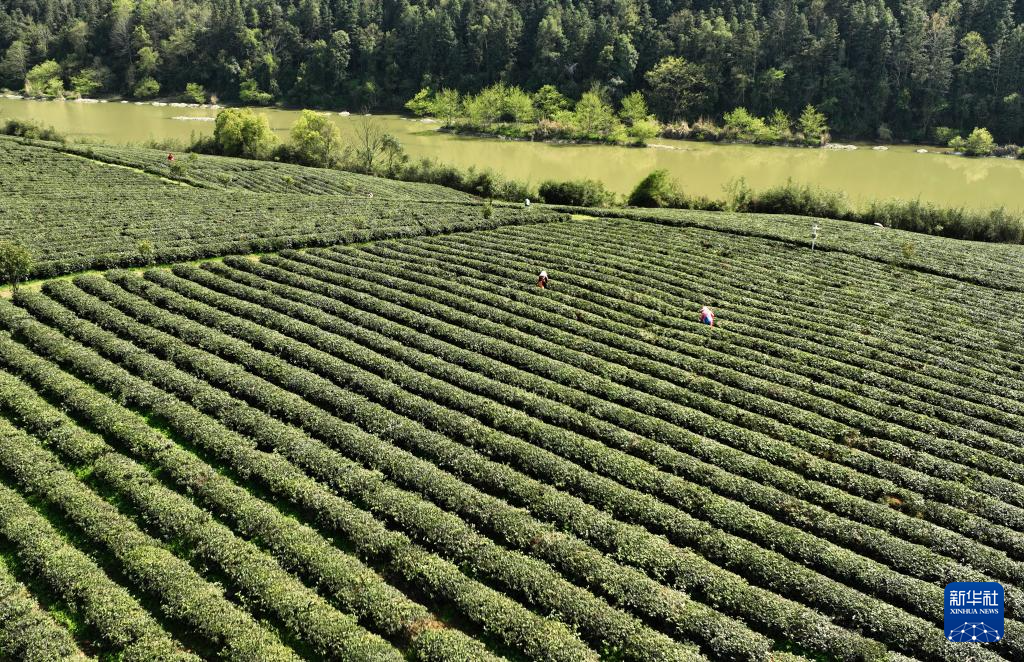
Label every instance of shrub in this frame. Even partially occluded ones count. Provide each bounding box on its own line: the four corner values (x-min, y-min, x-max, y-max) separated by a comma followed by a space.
733, 179, 848, 219
0, 559, 84, 660
627, 170, 684, 207
168, 160, 188, 177
132, 76, 160, 99
70, 68, 102, 96
405, 88, 433, 116
137, 240, 155, 264
690, 117, 723, 141
539, 179, 612, 207
660, 121, 691, 139
494, 177, 535, 203
238, 79, 272, 105
533, 114, 576, 140
399, 158, 465, 190
992, 144, 1020, 158
1, 119, 64, 142
183, 82, 206, 103
212, 108, 278, 159
767, 110, 792, 141
933, 126, 960, 145
289, 110, 344, 168
394, 158, 535, 202
798, 104, 829, 145
627, 118, 661, 145
964, 127, 995, 156
533, 85, 570, 120
859, 199, 1024, 243
723, 107, 777, 143
0, 241, 33, 289
24, 60, 62, 96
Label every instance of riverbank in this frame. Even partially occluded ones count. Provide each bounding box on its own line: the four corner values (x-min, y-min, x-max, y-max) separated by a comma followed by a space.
443, 119, 1024, 164
441, 124, 643, 147
445, 124, 921, 154
2, 95, 1023, 211
1, 89, 380, 117
435, 114, 1024, 168
2, 91, 225, 110
10, 90, 1022, 162
623, 172, 1024, 244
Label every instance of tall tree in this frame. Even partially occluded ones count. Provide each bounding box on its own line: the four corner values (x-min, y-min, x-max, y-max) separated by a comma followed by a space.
644, 55, 714, 121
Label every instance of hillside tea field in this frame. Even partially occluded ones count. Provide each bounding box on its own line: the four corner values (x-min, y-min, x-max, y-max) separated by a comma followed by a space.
50, 141, 476, 200
0, 137, 501, 278
0, 211, 1022, 661
596, 207, 1024, 293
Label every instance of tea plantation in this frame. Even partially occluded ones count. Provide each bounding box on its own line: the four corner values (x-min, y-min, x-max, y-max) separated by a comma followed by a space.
1, 136, 1022, 661
0, 136, 489, 278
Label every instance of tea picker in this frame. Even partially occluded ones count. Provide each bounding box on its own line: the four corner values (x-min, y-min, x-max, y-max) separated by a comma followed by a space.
537, 270, 549, 289
698, 305, 716, 344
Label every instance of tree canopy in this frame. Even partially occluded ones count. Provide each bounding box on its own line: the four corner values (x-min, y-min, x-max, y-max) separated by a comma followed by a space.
3, 0, 1024, 141
289, 109, 344, 167
212, 108, 278, 159
0, 241, 33, 289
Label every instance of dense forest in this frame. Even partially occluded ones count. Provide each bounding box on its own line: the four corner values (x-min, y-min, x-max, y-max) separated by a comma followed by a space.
2, 0, 1024, 142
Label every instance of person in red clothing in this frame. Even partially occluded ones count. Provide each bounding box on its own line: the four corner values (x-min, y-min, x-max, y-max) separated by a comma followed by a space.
699, 305, 715, 327
167, 152, 175, 162
537, 270, 549, 288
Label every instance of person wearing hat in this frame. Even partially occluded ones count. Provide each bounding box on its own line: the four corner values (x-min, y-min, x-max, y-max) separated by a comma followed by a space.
699, 305, 715, 327
537, 271, 549, 288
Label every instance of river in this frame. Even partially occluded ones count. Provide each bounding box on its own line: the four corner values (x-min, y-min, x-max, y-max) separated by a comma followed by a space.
3, 96, 1023, 210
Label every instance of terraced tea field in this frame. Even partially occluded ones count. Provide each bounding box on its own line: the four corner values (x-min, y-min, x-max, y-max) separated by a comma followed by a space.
0, 137, 499, 278
1, 208, 1022, 660
51, 141, 475, 200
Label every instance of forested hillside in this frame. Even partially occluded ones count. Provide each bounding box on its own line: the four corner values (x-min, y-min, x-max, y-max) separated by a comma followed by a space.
2, 0, 1024, 142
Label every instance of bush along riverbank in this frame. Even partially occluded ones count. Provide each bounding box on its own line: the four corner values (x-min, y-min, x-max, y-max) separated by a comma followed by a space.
939, 126, 1024, 159
406, 84, 830, 147
625, 171, 1024, 244
407, 84, 1024, 162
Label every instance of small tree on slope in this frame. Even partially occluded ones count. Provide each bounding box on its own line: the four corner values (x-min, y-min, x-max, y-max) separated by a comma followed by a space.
0, 242, 33, 290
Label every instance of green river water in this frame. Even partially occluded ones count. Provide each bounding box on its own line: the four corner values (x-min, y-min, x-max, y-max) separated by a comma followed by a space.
3, 96, 1023, 210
